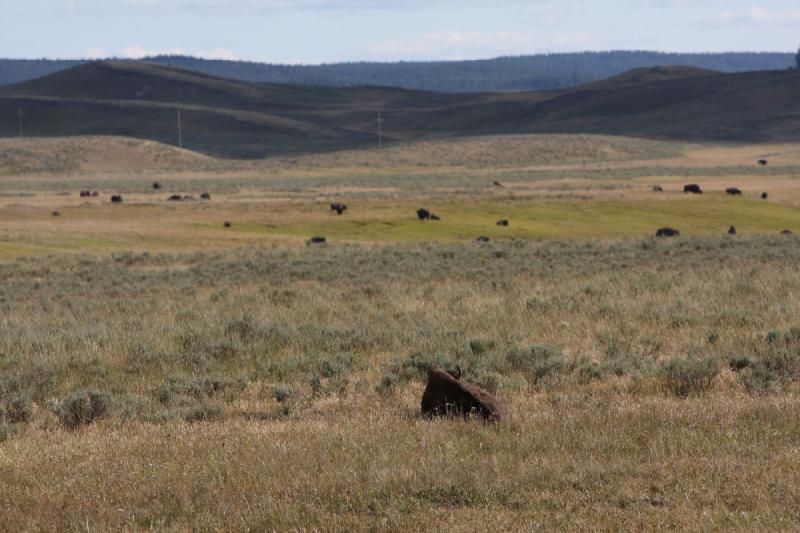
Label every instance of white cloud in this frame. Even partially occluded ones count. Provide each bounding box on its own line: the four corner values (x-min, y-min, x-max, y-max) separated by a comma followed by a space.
717, 7, 800, 25
361, 30, 595, 61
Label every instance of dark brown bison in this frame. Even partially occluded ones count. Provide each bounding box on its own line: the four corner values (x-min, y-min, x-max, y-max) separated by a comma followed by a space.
167, 194, 183, 201
51, 211, 61, 217
152, 182, 162, 190
728, 225, 737, 235
475, 236, 490, 242
652, 185, 663, 192
759, 159, 768, 166
781, 229, 793, 235
79, 190, 91, 197
331, 202, 347, 215
493, 181, 503, 187
223, 221, 232, 228
111, 195, 123, 203
417, 208, 431, 220
200, 192, 211, 200
762, 192, 769, 200
308, 236, 327, 244
684, 184, 702, 194
421, 365, 508, 422
726, 187, 742, 196
496, 219, 509, 227
656, 227, 680, 237
430, 214, 441, 221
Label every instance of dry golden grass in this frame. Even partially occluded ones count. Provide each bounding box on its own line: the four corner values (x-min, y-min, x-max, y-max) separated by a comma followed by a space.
2, 134, 800, 530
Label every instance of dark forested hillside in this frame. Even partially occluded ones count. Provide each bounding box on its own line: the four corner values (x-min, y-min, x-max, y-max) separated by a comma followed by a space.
0, 51, 794, 92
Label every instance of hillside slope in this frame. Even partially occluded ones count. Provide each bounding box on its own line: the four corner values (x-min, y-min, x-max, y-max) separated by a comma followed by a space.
1, 61, 798, 157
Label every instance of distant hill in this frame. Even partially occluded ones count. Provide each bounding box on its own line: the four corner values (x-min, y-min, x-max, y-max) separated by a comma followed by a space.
1, 60, 798, 158
0, 51, 794, 93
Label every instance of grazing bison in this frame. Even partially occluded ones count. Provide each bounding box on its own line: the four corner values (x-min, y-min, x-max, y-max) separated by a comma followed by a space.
781, 229, 793, 235
726, 187, 742, 196
656, 227, 680, 238
759, 159, 768, 166
111, 195, 123, 203
152, 182, 162, 190
52, 211, 61, 217
430, 214, 441, 221
308, 236, 327, 244
79, 190, 91, 197
417, 208, 431, 221
684, 184, 702, 194
330, 202, 347, 215
167, 194, 183, 201
421, 365, 508, 422
762, 192, 769, 200
493, 181, 503, 187
476, 236, 491, 242
496, 219, 509, 227
728, 225, 737, 235
652, 185, 663, 192
200, 192, 211, 200
223, 221, 232, 228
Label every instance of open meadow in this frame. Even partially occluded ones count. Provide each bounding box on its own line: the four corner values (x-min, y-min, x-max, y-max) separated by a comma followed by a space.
1, 134, 800, 530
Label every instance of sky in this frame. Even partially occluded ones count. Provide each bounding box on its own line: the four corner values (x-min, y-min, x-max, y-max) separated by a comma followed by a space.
1, 0, 799, 64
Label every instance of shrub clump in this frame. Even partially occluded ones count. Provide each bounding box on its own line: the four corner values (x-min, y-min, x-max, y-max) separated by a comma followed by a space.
56, 390, 111, 429
507, 344, 566, 383
659, 357, 718, 396
3, 393, 31, 424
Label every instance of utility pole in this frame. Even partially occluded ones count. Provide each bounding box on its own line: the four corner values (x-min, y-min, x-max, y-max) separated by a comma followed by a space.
177, 109, 183, 150
18, 108, 22, 138
377, 112, 383, 149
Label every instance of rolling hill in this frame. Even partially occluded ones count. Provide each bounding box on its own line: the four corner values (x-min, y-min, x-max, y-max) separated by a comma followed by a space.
0, 51, 794, 92
0, 61, 798, 158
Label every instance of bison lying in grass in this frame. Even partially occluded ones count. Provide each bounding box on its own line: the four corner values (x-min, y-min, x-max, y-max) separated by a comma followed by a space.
421, 365, 508, 422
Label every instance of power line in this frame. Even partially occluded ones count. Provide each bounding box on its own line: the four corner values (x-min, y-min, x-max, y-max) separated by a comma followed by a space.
177, 109, 183, 150
377, 112, 383, 149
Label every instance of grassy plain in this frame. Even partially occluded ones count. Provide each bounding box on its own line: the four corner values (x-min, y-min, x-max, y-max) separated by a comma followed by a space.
1, 134, 800, 530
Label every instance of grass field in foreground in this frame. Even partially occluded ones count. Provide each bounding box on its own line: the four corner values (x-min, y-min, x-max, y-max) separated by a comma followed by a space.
2, 237, 800, 530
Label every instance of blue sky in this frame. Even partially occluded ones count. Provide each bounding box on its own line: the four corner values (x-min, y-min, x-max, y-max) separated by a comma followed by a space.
2, 1, 799, 63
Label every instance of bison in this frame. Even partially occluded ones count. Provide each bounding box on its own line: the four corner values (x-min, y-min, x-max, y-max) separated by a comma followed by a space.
781, 229, 793, 235
762, 192, 769, 200
111, 195, 123, 203
496, 219, 509, 227
656, 227, 680, 238
652, 185, 663, 192
684, 184, 702, 194
475, 236, 491, 242
167, 194, 183, 201
51, 211, 61, 217
223, 221, 232, 228
430, 214, 441, 221
728, 225, 737, 235
331, 202, 347, 215
417, 208, 431, 220
308, 236, 327, 244
200, 192, 211, 200
759, 159, 768, 166
726, 187, 742, 196
421, 365, 507, 422
493, 181, 503, 188
152, 182, 162, 190
79, 190, 91, 197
